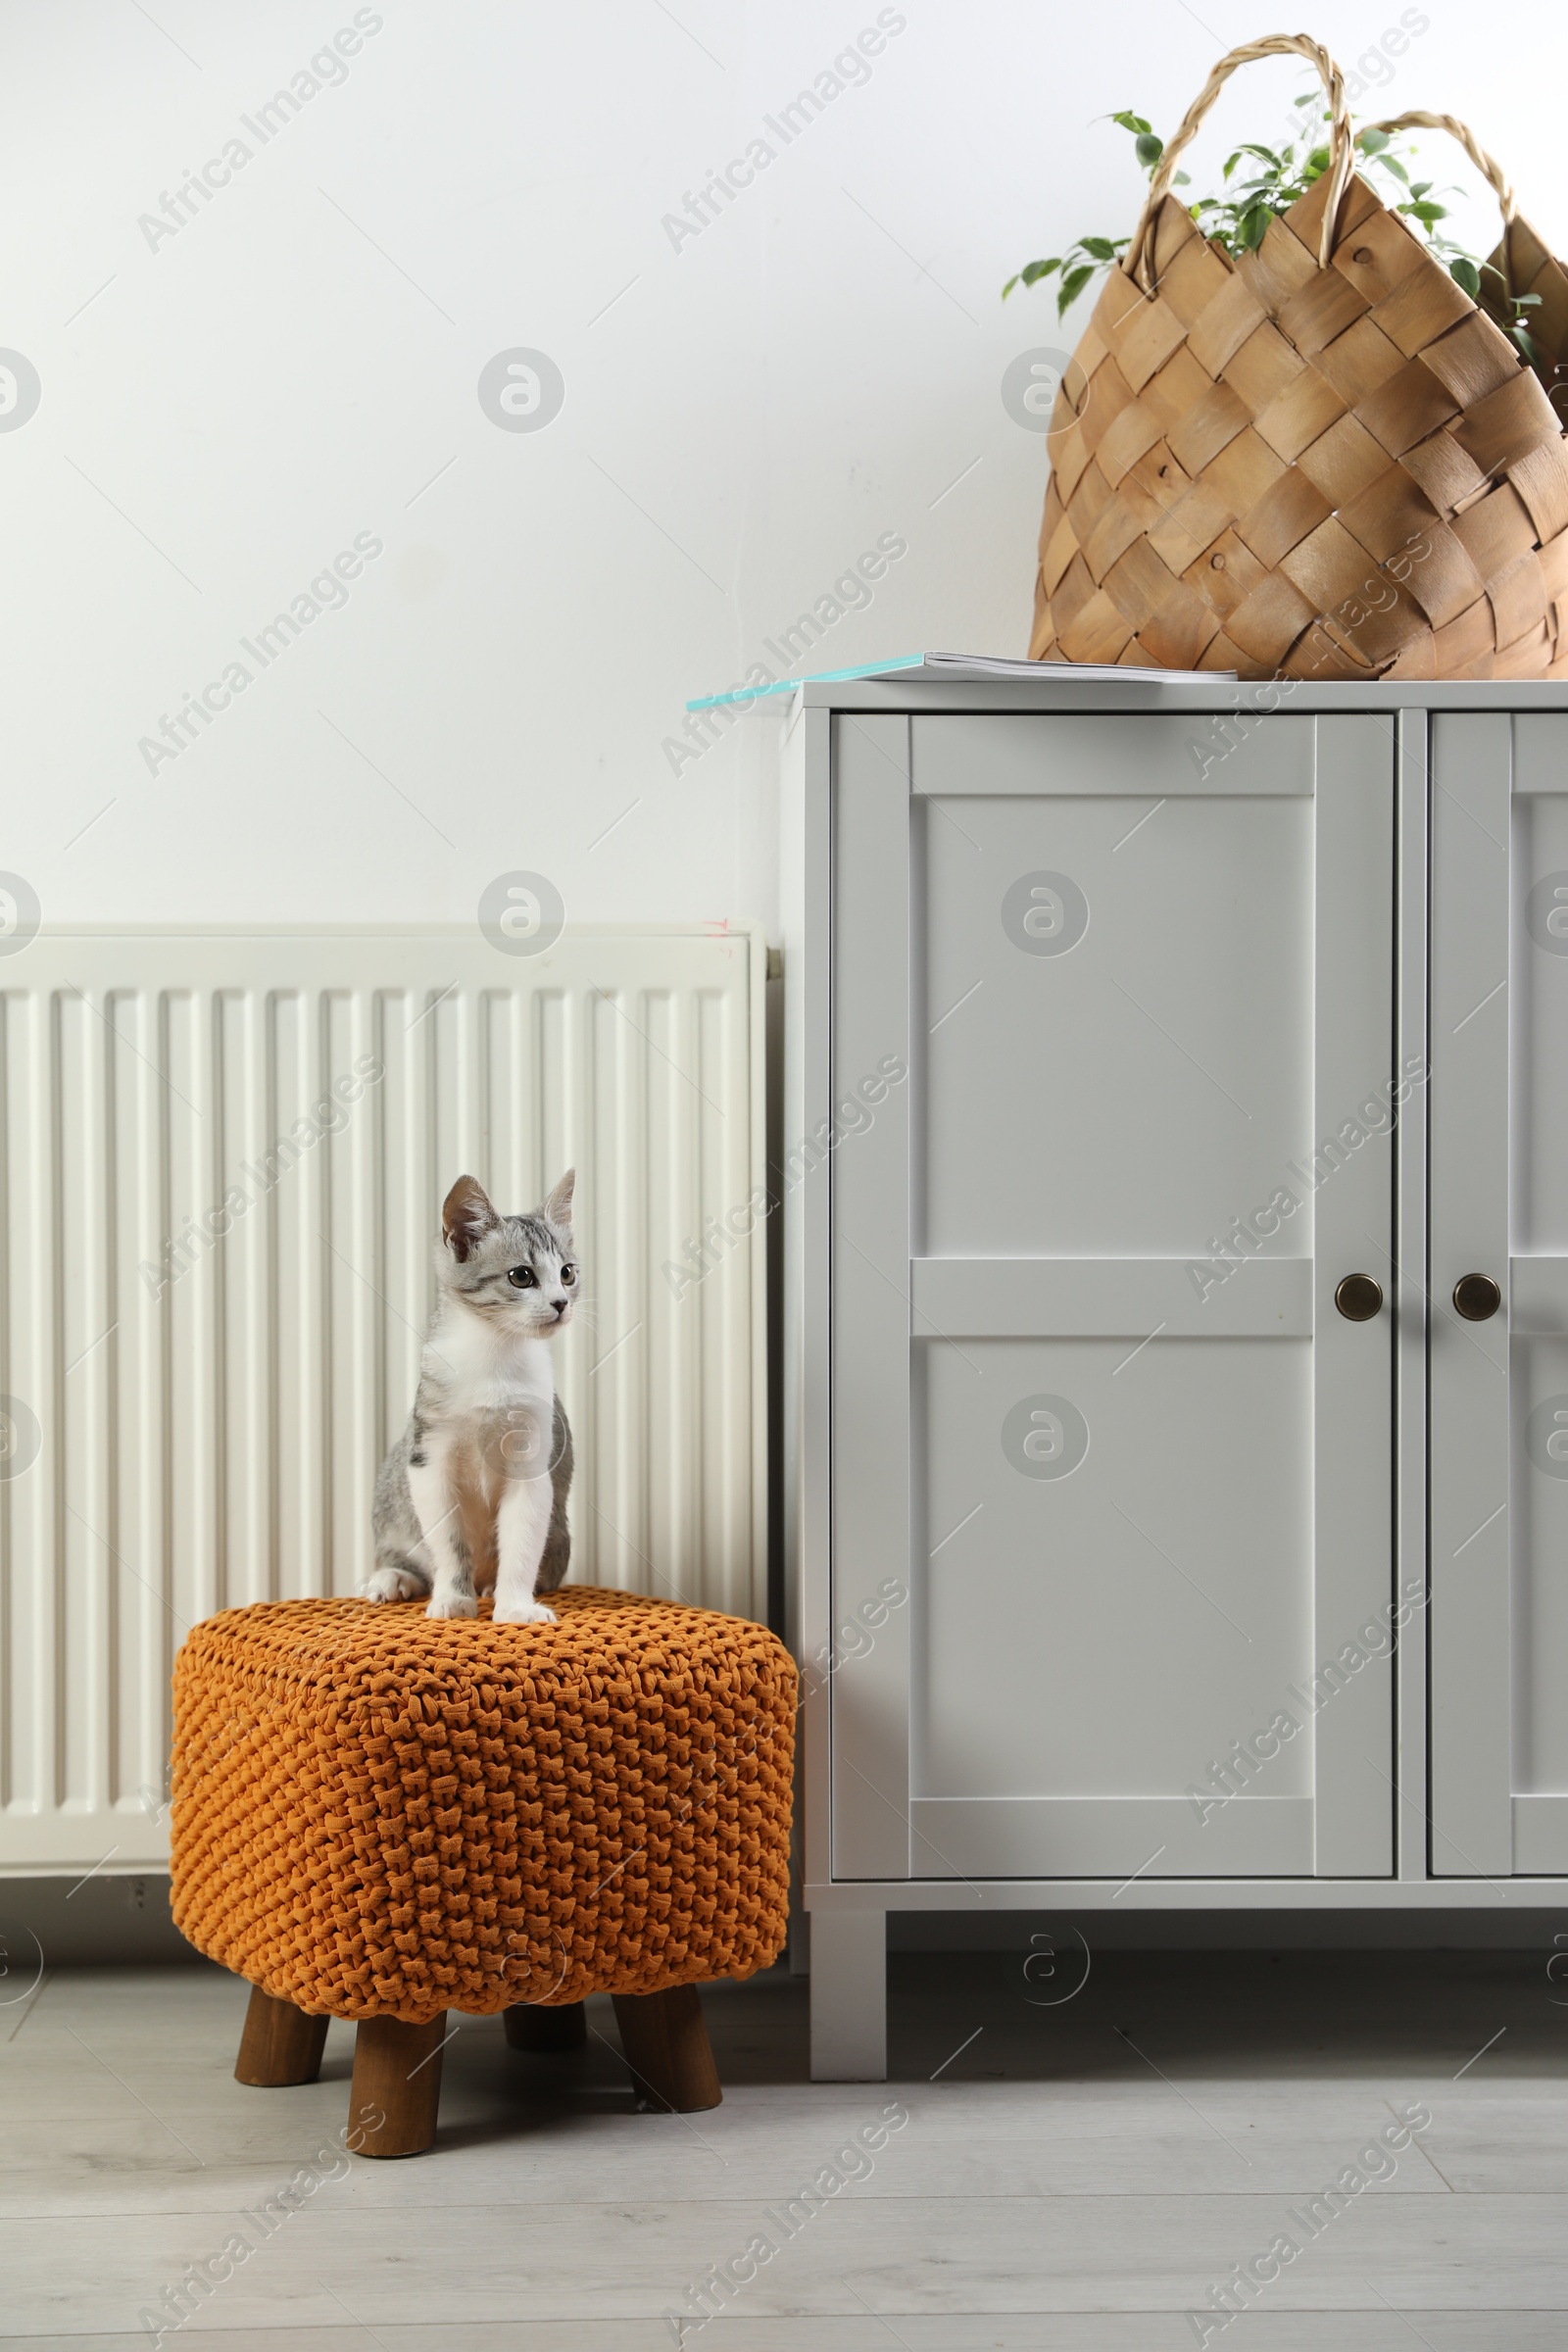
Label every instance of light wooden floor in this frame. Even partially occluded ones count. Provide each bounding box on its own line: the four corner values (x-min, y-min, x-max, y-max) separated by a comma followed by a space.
4, 1946, 1568, 2347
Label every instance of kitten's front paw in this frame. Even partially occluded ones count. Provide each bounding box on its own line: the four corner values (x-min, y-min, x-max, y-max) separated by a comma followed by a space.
425, 1592, 478, 1621
366, 1566, 426, 1603
494, 1597, 558, 1626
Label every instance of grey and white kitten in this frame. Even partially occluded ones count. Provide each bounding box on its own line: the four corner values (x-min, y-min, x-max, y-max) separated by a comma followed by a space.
367, 1171, 578, 1623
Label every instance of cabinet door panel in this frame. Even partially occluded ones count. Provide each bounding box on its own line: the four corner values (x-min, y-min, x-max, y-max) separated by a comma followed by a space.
917, 1335, 1312, 1808
1513, 1335, 1568, 1827
1433, 713, 1568, 1874
1430, 713, 1568, 1875
1510, 752, 1568, 1868
919, 788, 1312, 1260
1512, 774, 1568, 1251
830, 713, 1396, 1882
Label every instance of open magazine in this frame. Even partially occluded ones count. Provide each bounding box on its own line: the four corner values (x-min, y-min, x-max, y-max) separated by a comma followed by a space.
686, 651, 1234, 710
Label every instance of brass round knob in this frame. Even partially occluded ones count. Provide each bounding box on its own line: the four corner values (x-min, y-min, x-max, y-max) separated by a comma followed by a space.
1453, 1272, 1502, 1321
1335, 1273, 1384, 1322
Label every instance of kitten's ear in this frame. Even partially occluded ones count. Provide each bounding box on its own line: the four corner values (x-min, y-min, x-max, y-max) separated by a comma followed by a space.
442, 1175, 498, 1262
542, 1167, 575, 1235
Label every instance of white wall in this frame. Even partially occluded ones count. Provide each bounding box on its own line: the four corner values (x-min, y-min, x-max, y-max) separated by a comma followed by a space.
4, 0, 1561, 940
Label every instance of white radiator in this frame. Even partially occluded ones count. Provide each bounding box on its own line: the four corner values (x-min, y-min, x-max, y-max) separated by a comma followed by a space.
0, 926, 766, 1872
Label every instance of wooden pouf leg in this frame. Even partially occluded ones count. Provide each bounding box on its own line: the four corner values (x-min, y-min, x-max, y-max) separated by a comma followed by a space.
612, 1985, 721, 2113
234, 1985, 329, 2087
504, 1999, 588, 2052
348, 2014, 448, 2158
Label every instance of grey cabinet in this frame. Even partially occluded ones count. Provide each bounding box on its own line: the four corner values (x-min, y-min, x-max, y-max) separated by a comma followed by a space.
782, 681, 1568, 2080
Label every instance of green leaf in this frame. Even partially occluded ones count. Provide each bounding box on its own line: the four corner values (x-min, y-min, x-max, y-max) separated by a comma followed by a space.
1056, 262, 1095, 318
1516, 291, 1544, 307
1238, 202, 1272, 253
1409, 179, 1433, 198
1080, 236, 1120, 261
1377, 154, 1410, 184
1357, 128, 1391, 154
1004, 258, 1063, 297
1449, 255, 1482, 297
1173, 170, 1191, 186
1109, 110, 1152, 133
1293, 89, 1318, 107
1403, 199, 1447, 224
1512, 324, 1544, 368
1305, 144, 1330, 172
1230, 142, 1283, 169
1222, 150, 1240, 182
1135, 131, 1163, 170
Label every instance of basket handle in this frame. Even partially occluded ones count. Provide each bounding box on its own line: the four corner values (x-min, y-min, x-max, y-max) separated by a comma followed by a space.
1125, 32, 1353, 295
1366, 112, 1518, 224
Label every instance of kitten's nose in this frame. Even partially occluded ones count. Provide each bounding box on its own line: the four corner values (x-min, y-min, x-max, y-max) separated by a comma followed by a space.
551, 1298, 569, 1319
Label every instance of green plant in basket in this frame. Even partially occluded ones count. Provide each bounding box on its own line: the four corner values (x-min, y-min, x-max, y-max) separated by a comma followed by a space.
1004, 93, 1548, 366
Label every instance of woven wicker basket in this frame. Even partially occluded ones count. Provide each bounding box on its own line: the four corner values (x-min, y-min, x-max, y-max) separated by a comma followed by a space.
1028, 35, 1568, 681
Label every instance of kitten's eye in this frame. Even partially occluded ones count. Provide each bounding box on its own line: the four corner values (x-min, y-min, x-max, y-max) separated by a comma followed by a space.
561, 1264, 576, 1285
506, 1265, 537, 1289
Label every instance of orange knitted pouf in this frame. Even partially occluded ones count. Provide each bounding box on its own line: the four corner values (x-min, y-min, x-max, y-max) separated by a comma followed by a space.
170, 1587, 796, 2026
